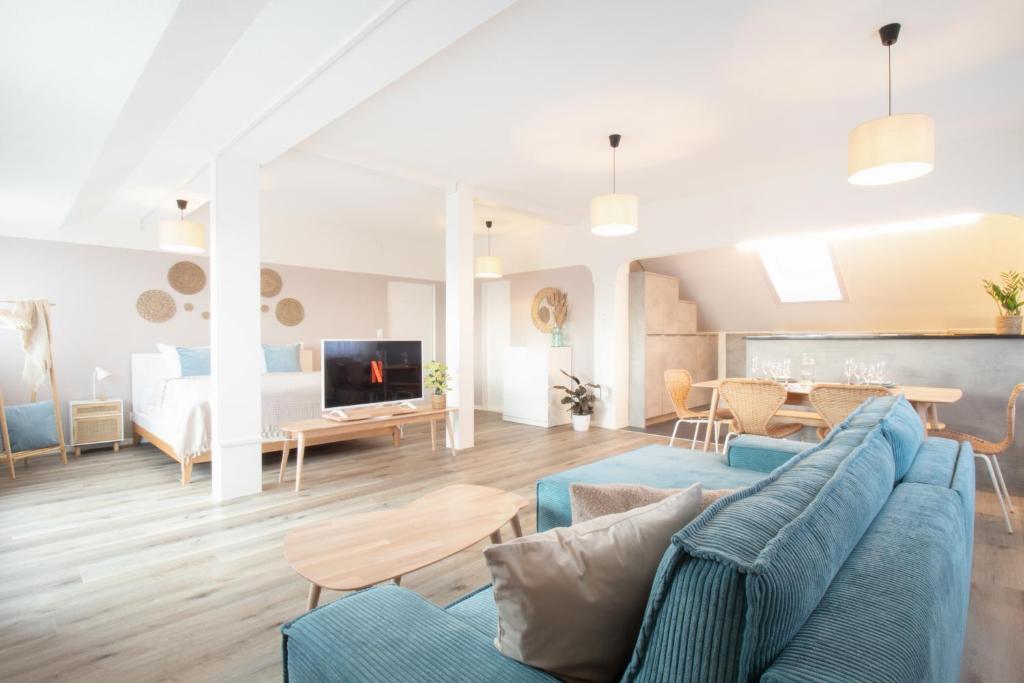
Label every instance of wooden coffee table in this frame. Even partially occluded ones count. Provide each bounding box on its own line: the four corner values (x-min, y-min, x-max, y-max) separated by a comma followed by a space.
284, 484, 528, 609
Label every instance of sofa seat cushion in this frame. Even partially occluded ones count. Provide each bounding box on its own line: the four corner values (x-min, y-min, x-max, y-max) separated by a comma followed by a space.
762, 482, 972, 683
536, 446, 764, 531
725, 434, 807, 473
901, 436, 959, 488
623, 424, 897, 683
446, 585, 498, 638
282, 585, 555, 682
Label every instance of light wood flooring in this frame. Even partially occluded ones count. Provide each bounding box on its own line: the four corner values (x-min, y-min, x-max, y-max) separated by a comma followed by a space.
0, 411, 1020, 682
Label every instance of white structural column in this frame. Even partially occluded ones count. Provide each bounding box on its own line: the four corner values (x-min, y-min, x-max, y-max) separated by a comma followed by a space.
445, 183, 475, 449
591, 263, 631, 429
209, 153, 263, 499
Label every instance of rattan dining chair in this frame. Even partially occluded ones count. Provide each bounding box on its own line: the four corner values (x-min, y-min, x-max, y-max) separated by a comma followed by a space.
664, 369, 731, 452
809, 383, 893, 440
929, 383, 1022, 535
719, 379, 803, 453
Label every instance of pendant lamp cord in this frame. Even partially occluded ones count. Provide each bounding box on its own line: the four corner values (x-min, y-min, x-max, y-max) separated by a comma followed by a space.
612, 145, 617, 193
887, 44, 892, 116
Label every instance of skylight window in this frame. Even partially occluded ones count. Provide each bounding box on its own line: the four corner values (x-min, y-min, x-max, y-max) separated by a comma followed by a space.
754, 239, 843, 303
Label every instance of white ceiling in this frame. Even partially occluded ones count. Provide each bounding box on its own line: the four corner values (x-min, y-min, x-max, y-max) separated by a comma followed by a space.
1, 0, 1022, 276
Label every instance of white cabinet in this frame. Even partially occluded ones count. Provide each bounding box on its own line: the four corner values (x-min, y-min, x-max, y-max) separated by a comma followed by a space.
502, 347, 573, 428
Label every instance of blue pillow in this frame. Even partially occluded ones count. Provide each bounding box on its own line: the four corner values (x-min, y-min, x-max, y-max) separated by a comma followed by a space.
264, 343, 302, 372
177, 346, 211, 377
3, 400, 59, 452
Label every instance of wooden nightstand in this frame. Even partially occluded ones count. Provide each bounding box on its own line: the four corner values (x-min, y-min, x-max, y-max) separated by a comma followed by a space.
69, 399, 124, 456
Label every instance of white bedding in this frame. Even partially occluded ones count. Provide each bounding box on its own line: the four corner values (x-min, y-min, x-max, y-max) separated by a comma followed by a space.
137, 372, 322, 461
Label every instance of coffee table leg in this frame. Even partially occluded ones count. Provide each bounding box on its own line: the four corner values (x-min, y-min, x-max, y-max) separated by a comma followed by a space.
295, 433, 307, 493
394, 576, 402, 587
511, 513, 523, 538
278, 440, 290, 484
392, 427, 401, 448
489, 529, 502, 544
307, 583, 322, 611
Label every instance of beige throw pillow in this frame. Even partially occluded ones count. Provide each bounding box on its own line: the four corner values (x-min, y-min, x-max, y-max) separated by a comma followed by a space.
571, 482, 738, 523
484, 484, 703, 682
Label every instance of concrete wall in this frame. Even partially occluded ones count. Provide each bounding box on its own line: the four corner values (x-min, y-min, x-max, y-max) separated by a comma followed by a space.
0, 235, 444, 422
746, 336, 1024, 439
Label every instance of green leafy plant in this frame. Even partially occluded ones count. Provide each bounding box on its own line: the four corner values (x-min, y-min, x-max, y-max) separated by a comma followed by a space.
983, 271, 1024, 316
552, 370, 601, 416
424, 361, 451, 396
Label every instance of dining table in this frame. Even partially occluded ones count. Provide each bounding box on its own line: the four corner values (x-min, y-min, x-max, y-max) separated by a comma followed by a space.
692, 379, 963, 452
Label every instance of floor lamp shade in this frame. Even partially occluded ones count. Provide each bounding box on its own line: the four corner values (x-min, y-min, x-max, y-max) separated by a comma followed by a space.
158, 219, 205, 253
848, 113, 934, 186
590, 192, 638, 236
475, 255, 503, 279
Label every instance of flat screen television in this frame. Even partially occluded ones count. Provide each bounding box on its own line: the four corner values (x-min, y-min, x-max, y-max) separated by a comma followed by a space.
321, 339, 423, 411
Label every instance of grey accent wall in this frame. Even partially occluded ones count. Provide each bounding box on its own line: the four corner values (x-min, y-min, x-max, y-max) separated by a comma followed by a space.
0, 236, 444, 424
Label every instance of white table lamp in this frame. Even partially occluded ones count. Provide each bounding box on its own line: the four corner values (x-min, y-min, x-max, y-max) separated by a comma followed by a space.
93, 367, 112, 400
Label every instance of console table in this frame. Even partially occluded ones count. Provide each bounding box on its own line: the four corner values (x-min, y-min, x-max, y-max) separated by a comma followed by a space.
278, 407, 456, 492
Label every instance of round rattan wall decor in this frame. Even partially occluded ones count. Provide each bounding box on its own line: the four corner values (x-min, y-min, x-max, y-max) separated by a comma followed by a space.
261, 304, 269, 313
184, 302, 194, 312
167, 261, 206, 295
530, 287, 568, 333
275, 298, 304, 326
201, 311, 210, 320
136, 289, 176, 323
260, 268, 283, 297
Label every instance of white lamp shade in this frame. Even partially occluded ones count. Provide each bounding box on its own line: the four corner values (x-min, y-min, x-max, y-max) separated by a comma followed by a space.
475, 255, 503, 279
158, 219, 205, 253
590, 193, 638, 236
848, 113, 934, 186
94, 367, 112, 382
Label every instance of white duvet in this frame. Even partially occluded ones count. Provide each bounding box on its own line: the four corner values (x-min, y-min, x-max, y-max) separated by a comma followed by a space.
143, 372, 322, 461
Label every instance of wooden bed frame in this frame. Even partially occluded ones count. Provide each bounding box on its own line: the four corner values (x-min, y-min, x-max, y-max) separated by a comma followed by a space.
130, 349, 397, 485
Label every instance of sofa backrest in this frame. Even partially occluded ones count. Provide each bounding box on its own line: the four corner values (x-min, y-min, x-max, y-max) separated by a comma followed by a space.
622, 416, 896, 682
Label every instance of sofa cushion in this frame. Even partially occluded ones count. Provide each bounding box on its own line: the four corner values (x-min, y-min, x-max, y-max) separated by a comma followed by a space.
842, 394, 924, 481
446, 585, 498, 638
282, 585, 556, 682
486, 485, 704, 683
536, 446, 764, 531
622, 424, 896, 683
901, 436, 959, 488
725, 434, 807, 472
761, 482, 971, 683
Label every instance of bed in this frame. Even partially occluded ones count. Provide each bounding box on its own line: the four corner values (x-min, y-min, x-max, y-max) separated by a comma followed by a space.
130, 350, 396, 484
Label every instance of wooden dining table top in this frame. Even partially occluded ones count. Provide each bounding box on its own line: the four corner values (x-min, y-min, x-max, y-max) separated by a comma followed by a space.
692, 379, 963, 405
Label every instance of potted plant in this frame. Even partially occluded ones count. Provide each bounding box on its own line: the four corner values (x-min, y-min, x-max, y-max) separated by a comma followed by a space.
425, 361, 452, 409
553, 370, 601, 432
983, 271, 1023, 335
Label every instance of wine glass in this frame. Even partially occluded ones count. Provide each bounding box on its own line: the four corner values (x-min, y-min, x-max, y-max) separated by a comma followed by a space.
844, 359, 855, 385
750, 355, 760, 379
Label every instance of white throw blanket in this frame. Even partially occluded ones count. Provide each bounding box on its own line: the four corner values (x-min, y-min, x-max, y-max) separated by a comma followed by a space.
155, 372, 324, 461
0, 300, 53, 393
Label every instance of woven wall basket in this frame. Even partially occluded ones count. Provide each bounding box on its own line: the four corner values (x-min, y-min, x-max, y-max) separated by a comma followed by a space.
261, 268, 283, 297
276, 298, 304, 326
167, 261, 206, 295
137, 290, 176, 323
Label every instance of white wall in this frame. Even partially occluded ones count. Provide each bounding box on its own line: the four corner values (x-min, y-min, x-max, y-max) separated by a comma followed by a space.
0, 235, 444, 424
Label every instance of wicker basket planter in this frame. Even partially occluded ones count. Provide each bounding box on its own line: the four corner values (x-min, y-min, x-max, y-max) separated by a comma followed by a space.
995, 316, 1023, 335
431, 394, 447, 410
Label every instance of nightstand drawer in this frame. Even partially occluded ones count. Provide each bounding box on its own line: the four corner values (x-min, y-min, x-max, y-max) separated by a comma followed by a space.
71, 401, 121, 418
73, 415, 123, 445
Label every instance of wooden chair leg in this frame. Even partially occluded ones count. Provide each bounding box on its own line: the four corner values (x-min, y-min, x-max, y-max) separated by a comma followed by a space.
510, 513, 523, 538
3, 454, 13, 480
306, 583, 322, 611
489, 529, 502, 544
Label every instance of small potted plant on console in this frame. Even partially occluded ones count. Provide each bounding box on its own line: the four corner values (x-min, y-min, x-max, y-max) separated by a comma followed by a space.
553, 370, 601, 432
984, 270, 1023, 335
425, 361, 452, 409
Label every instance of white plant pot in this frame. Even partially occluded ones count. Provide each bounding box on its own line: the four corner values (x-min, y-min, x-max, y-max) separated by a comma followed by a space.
571, 414, 591, 432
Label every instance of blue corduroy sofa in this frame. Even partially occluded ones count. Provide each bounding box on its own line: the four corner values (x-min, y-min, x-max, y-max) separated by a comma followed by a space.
281, 395, 975, 682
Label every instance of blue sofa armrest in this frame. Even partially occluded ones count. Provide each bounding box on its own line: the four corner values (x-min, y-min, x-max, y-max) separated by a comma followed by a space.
282, 585, 556, 682
726, 434, 807, 473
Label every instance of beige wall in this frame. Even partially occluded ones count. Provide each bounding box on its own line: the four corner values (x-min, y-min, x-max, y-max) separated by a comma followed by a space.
0, 236, 444, 420
474, 265, 594, 404
640, 214, 1024, 333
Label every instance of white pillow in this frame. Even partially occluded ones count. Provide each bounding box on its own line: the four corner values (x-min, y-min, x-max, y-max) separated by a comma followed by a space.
156, 343, 182, 378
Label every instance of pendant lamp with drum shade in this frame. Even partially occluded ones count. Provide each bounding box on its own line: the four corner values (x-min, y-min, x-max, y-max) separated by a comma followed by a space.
159, 199, 205, 254
848, 23, 934, 186
475, 220, 502, 279
591, 133, 638, 236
